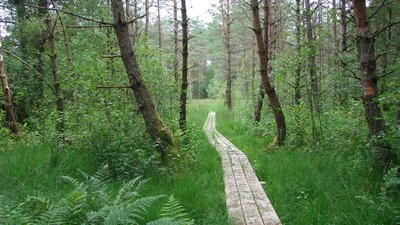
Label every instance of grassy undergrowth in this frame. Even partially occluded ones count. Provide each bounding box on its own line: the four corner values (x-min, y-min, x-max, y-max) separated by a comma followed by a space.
0, 102, 229, 224
200, 100, 399, 225
2, 99, 397, 224
0, 143, 99, 202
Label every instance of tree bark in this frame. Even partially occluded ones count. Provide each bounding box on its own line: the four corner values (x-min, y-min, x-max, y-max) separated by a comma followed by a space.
157, 0, 162, 51
294, 0, 301, 105
254, 88, 265, 124
0, 40, 18, 134
173, 0, 179, 81
179, 0, 189, 131
145, 0, 149, 42
110, 0, 178, 161
251, 0, 286, 146
222, 0, 232, 110
305, 0, 320, 113
251, 32, 256, 104
352, 0, 394, 172
46, 15, 65, 146
339, 0, 348, 105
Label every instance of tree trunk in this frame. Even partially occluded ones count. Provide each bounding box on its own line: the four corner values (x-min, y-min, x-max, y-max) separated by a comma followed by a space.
305, 0, 320, 147
157, 0, 162, 51
222, 0, 232, 110
294, 0, 301, 105
305, 0, 320, 113
251, 32, 256, 104
352, 0, 394, 172
241, 23, 248, 99
339, 0, 348, 105
179, 0, 189, 131
126, 0, 135, 41
254, 87, 265, 124
46, 16, 65, 146
145, 0, 149, 42
110, 0, 178, 162
34, 0, 48, 108
173, 0, 179, 81
251, 0, 286, 146
13, 0, 29, 122
0, 40, 18, 134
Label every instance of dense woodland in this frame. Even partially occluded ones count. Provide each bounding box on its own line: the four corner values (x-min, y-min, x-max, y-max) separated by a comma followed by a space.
0, 0, 399, 224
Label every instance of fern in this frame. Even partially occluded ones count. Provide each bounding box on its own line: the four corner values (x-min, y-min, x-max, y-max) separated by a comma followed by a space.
0, 195, 30, 225
88, 176, 164, 225
1, 166, 190, 225
114, 176, 148, 205
147, 195, 194, 225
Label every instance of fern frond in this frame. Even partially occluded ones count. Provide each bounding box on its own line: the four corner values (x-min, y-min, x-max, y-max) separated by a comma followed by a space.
61, 176, 85, 192
146, 217, 192, 225
114, 176, 149, 205
0, 195, 30, 225
159, 195, 194, 225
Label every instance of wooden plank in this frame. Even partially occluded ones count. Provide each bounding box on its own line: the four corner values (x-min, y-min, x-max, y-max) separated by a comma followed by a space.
204, 112, 281, 225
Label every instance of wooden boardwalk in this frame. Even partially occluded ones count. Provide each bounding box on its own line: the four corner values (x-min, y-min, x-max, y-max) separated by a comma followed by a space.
204, 112, 281, 225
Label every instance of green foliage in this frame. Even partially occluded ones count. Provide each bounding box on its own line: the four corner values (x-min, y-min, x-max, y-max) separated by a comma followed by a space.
154, 195, 194, 225
1, 165, 198, 225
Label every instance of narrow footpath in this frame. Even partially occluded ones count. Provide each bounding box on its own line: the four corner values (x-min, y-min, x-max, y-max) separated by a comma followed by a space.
203, 112, 281, 225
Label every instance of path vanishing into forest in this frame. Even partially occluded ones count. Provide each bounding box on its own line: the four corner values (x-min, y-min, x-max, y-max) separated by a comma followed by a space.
203, 112, 281, 225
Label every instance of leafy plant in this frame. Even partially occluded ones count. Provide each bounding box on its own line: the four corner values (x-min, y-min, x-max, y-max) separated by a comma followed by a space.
147, 195, 194, 225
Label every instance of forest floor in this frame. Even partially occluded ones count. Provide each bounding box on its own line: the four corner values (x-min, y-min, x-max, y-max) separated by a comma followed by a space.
0, 100, 398, 224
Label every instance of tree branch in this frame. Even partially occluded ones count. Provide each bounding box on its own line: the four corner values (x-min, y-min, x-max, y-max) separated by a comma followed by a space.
21, 3, 113, 25
3, 49, 55, 93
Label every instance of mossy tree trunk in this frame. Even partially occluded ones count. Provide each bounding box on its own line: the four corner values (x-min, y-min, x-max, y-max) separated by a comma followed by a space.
110, 0, 178, 162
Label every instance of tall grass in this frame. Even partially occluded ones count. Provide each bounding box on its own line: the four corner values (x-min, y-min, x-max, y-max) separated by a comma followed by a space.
0, 143, 99, 202
206, 100, 399, 225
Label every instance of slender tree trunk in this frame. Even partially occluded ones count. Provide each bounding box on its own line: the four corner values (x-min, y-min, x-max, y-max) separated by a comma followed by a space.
294, 0, 302, 105
173, 0, 179, 81
221, 0, 232, 110
126, 0, 135, 40
0, 40, 18, 134
50, 0, 72, 66
254, 87, 265, 124
251, 32, 256, 103
133, 0, 138, 38
353, 0, 394, 172
241, 23, 248, 99
339, 0, 348, 105
251, 0, 286, 146
179, 0, 189, 130
157, 0, 162, 51
13, 0, 29, 122
145, 0, 149, 42
111, 0, 178, 162
305, 0, 320, 112
35, 0, 48, 107
305, 0, 320, 146
253, 0, 269, 124
46, 15, 65, 146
